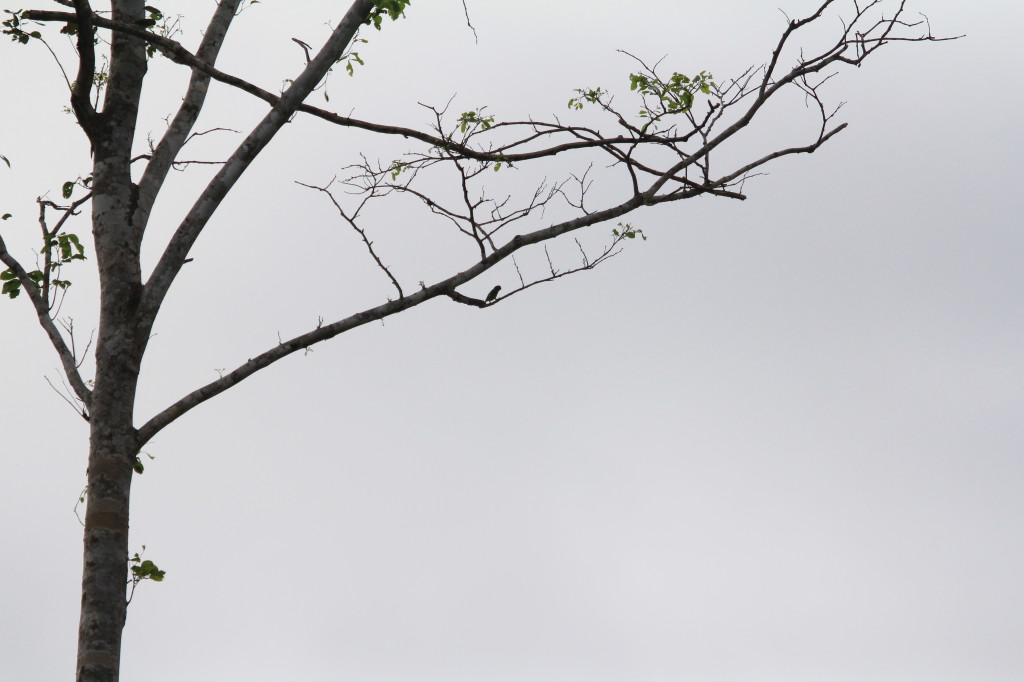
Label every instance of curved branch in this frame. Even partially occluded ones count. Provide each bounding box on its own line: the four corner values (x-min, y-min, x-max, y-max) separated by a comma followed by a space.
0, 233, 92, 409
68, 0, 99, 135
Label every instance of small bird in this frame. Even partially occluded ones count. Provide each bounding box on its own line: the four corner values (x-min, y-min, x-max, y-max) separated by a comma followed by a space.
485, 285, 501, 303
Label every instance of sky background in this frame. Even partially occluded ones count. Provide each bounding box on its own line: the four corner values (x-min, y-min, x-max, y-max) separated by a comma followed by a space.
1, 1, 1022, 680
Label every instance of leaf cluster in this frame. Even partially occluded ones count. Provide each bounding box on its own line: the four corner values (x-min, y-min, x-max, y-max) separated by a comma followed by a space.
136, 5, 164, 29
0, 231, 86, 298
131, 450, 155, 474
129, 547, 166, 583
630, 70, 714, 113
567, 87, 606, 111
0, 177, 91, 299
612, 222, 647, 241
139, 5, 167, 57
1, 10, 41, 44
456, 108, 495, 133
365, 0, 410, 30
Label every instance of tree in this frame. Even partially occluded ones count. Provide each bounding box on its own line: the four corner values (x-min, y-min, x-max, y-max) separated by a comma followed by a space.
0, 1, 951, 679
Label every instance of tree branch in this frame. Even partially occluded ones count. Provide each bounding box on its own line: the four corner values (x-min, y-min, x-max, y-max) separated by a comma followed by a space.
137, 0, 379, 334
0, 233, 92, 409
21, 8, 730, 165
136, 191, 653, 443
643, 1, 946, 201
68, 0, 99, 135
103, 0, 954, 442
134, 0, 242, 230
296, 179, 404, 299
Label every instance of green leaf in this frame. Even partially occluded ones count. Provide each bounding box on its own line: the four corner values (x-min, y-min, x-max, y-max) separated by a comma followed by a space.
1, 213, 11, 220
0, 155, 8, 167
1, 279, 21, 299
131, 558, 166, 581
62, 181, 74, 199
614, 222, 647, 242
366, 0, 411, 28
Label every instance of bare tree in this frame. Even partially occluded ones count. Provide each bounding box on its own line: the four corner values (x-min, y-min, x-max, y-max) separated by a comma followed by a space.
0, 1, 952, 679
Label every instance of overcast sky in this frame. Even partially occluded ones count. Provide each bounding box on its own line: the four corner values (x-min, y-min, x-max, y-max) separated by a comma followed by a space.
2, 1, 1022, 680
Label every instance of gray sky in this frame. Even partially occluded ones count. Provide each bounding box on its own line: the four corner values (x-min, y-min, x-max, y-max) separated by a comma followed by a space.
1, 1, 1021, 680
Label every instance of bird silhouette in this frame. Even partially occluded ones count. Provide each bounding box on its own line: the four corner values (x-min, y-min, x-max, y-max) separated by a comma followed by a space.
485, 285, 501, 303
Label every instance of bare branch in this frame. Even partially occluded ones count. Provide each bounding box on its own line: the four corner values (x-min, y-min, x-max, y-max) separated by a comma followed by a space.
291, 37, 313, 64
295, 179, 404, 299
461, 0, 478, 44
58, 317, 94, 370
45, 373, 89, 421
494, 236, 625, 305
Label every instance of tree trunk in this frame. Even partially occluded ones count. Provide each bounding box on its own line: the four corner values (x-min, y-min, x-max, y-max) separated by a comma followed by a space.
76, 201, 147, 681
77, 410, 137, 681
76, 167, 147, 680
76, 2, 148, 677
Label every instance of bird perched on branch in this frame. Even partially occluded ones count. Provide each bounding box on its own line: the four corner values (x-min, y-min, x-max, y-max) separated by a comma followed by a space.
485, 285, 501, 303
